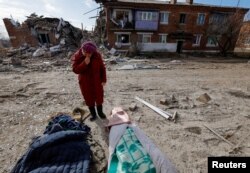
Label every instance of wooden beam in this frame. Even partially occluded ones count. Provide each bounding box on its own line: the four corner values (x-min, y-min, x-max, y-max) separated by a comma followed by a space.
203, 125, 235, 147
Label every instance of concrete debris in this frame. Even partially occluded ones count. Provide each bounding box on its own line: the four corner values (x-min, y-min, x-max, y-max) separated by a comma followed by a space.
129, 103, 138, 111
170, 60, 183, 64
33, 48, 46, 57
118, 64, 136, 70
171, 94, 177, 102
160, 95, 179, 109
109, 48, 117, 55
67, 51, 74, 58
196, 93, 211, 103
117, 63, 159, 70
107, 56, 128, 64
11, 57, 22, 66
49, 45, 61, 53
160, 98, 169, 105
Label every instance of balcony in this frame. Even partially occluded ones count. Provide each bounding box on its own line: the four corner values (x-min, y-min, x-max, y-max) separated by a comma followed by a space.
109, 18, 134, 30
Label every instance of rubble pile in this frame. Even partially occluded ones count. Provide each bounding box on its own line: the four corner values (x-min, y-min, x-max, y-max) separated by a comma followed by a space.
25, 16, 83, 49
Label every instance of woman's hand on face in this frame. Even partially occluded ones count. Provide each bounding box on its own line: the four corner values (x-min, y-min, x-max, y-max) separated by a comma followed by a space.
84, 56, 90, 65
82, 49, 91, 65
102, 82, 106, 87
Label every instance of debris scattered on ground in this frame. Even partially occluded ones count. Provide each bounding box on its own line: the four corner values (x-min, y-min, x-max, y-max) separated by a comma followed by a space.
117, 64, 160, 70
129, 103, 137, 111
196, 93, 211, 104
1, 53, 249, 173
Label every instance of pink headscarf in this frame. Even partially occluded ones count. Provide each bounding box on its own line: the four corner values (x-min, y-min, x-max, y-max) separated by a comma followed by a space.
106, 107, 131, 127
81, 41, 97, 54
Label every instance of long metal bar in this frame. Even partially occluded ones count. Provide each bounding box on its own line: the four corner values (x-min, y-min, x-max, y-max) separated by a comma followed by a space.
135, 96, 171, 119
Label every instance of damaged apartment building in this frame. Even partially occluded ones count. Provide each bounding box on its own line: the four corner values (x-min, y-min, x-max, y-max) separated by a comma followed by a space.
3, 15, 83, 49
95, 0, 248, 53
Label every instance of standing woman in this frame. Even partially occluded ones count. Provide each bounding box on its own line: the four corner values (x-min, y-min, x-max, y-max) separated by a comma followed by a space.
71, 41, 107, 121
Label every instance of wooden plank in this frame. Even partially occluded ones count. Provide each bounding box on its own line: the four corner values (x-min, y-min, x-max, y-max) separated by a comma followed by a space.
203, 125, 235, 147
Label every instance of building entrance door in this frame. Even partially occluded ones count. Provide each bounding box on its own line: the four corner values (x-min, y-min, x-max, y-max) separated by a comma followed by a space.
176, 41, 183, 53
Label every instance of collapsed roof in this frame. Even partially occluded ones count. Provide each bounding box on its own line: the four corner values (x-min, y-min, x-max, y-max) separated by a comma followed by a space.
24, 15, 83, 48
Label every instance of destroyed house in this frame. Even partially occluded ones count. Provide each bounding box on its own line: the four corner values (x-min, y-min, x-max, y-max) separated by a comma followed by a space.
95, 0, 248, 53
3, 17, 83, 48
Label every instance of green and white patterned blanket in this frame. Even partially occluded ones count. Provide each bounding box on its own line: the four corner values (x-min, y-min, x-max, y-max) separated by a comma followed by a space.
108, 128, 156, 173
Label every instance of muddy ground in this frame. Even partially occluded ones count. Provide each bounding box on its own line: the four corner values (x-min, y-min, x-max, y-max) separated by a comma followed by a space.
0, 54, 250, 173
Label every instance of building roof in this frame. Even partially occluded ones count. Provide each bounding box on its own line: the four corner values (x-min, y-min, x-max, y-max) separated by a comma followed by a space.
117, 0, 170, 4
114, 0, 248, 10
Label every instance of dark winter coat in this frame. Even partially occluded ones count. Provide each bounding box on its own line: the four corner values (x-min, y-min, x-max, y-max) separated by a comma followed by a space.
11, 115, 91, 173
71, 49, 107, 107
11, 130, 91, 173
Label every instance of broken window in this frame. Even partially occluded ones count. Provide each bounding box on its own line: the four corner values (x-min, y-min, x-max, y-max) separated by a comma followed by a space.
160, 12, 169, 24
38, 33, 50, 44
159, 34, 168, 43
179, 13, 186, 24
138, 34, 152, 43
193, 34, 202, 46
115, 32, 130, 47
197, 13, 205, 25
112, 9, 133, 28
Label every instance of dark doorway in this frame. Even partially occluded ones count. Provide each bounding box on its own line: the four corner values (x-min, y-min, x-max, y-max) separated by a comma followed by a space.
38, 33, 50, 44
176, 41, 183, 53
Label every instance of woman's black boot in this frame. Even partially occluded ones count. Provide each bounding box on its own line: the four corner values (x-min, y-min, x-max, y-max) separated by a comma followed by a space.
97, 105, 106, 119
88, 106, 97, 121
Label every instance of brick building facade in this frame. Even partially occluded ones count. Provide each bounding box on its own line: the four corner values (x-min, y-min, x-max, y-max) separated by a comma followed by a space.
96, 0, 248, 53
3, 18, 41, 48
3, 17, 83, 49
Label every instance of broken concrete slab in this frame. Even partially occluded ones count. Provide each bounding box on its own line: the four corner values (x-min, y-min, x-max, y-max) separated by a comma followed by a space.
117, 64, 136, 70
32, 48, 46, 57
117, 63, 160, 70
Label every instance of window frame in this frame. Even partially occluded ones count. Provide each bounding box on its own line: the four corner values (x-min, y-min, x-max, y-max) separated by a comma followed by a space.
192, 34, 202, 46
160, 11, 170, 24
159, 34, 168, 43
206, 36, 219, 47
197, 13, 205, 25
179, 13, 186, 24
114, 32, 131, 46
137, 33, 152, 43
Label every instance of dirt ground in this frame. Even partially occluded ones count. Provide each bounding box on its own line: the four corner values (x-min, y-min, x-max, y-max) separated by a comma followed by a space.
0, 54, 250, 173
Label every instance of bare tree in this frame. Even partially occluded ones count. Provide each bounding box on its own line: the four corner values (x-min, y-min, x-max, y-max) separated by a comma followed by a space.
206, 10, 246, 56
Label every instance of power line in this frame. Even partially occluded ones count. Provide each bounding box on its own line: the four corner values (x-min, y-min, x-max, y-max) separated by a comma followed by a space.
236, 0, 240, 7
83, 6, 102, 15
